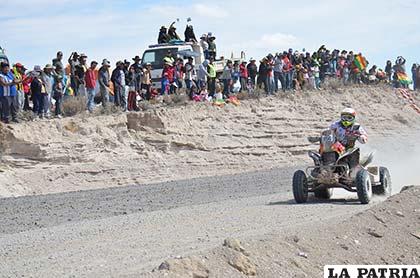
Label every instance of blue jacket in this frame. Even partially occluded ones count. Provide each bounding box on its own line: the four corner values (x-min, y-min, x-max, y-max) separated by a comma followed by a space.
0, 71, 17, 97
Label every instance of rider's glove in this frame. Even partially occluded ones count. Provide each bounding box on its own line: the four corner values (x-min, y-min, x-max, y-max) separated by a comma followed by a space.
331, 142, 345, 155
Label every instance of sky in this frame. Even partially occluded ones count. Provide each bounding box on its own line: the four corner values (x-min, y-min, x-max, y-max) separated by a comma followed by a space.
1, 0, 419, 71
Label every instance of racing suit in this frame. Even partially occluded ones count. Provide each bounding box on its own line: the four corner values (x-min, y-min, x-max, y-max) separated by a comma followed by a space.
329, 120, 368, 149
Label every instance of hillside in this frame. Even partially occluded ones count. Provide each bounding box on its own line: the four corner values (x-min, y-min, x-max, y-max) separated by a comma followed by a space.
0, 85, 419, 197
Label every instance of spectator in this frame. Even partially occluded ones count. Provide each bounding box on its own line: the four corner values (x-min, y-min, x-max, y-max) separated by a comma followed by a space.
184, 57, 195, 94
266, 54, 275, 94
207, 57, 217, 97
52, 75, 64, 118
197, 60, 210, 91
207, 33, 217, 59
52, 51, 64, 74
131, 56, 143, 93
239, 61, 248, 92
141, 63, 152, 100
200, 34, 209, 59
127, 66, 139, 111
12, 63, 25, 110
168, 22, 180, 40
311, 59, 321, 90
257, 58, 268, 92
98, 59, 111, 108
273, 54, 284, 92
111, 61, 126, 109
68, 52, 80, 95
385, 60, 392, 82
31, 66, 48, 118
0, 62, 21, 123
85, 61, 98, 112
41, 64, 54, 117
184, 24, 197, 43
411, 64, 417, 90
75, 53, 88, 96
282, 53, 293, 90
175, 58, 184, 93
158, 26, 170, 44
416, 66, 420, 92
247, 58, 258, 88
22, 66, 32, 111
220, 60, 233, 97
162, 61, 175, 94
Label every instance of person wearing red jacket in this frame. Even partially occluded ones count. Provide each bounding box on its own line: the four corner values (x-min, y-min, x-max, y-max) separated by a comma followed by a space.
282, 54, 293, 90
85, 61, 98, 112
239, 61, 248, 92
162, 62, 175, 94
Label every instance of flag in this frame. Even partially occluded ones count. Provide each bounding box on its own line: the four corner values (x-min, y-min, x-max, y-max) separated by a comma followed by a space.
353, 54, 368, 71
396, 88, 420, 114
396, 72, 412, 85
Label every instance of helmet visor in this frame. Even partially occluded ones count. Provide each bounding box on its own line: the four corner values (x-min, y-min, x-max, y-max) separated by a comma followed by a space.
341, 114, 355, 122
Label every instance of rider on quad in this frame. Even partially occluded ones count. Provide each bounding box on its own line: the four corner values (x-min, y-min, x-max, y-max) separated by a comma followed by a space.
328, 108, 368, 155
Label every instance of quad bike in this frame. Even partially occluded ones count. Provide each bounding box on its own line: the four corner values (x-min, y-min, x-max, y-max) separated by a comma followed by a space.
292, 129, 391, 204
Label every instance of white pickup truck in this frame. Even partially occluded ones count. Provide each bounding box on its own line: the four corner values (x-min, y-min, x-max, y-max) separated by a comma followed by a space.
140, 41, 244, 90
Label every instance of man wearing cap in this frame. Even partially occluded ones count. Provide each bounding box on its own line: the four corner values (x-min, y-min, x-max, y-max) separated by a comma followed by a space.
85, 61, 98, 112
0, 62, 21, 123
98, 59, 111, 108
130, 56, 143, 94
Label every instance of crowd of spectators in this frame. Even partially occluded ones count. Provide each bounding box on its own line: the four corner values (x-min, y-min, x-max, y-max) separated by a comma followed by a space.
1, 32, 419, 124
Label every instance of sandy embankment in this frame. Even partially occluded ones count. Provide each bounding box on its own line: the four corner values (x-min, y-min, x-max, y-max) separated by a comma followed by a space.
0, 86, 419, 197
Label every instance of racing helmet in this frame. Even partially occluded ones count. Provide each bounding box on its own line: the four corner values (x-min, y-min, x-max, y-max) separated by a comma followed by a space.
340, 108, 356, 127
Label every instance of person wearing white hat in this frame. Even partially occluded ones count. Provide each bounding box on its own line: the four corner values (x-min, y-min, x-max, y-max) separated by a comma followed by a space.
41, 64, 54, 117
98, 59, 111, 108
208, 34, 217, 59
200, 34, 209, 59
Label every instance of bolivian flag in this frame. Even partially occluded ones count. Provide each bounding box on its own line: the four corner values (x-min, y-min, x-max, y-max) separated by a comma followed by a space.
354, 54, 368, 72
396, 72, 412, 85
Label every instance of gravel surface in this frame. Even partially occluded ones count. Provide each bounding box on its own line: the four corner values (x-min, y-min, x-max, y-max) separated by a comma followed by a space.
0, 166, 374, 278
0, 167, 296, 235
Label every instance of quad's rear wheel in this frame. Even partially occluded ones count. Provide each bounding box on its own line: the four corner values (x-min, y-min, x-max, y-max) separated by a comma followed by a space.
373, 167, 391, 196
293, 170, 308, 203
314, 188, 333, 199
356, 169, 372, 204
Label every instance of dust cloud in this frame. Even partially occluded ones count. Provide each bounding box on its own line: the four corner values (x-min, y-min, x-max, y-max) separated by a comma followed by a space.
360, 131, 420, 194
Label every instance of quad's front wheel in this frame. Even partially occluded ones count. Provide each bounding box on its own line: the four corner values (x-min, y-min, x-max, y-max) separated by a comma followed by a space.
314, 188, 333, 199
293, 170, 308, 203
373, 167, 391, 196
356, 169, 372, 204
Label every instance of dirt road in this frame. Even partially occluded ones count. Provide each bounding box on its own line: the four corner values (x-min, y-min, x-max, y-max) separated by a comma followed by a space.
0, 166, 377, 278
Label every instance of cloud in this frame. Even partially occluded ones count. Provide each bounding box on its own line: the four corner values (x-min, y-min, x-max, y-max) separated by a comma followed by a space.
193, 4, 229, 18
255, 33, 299, 50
